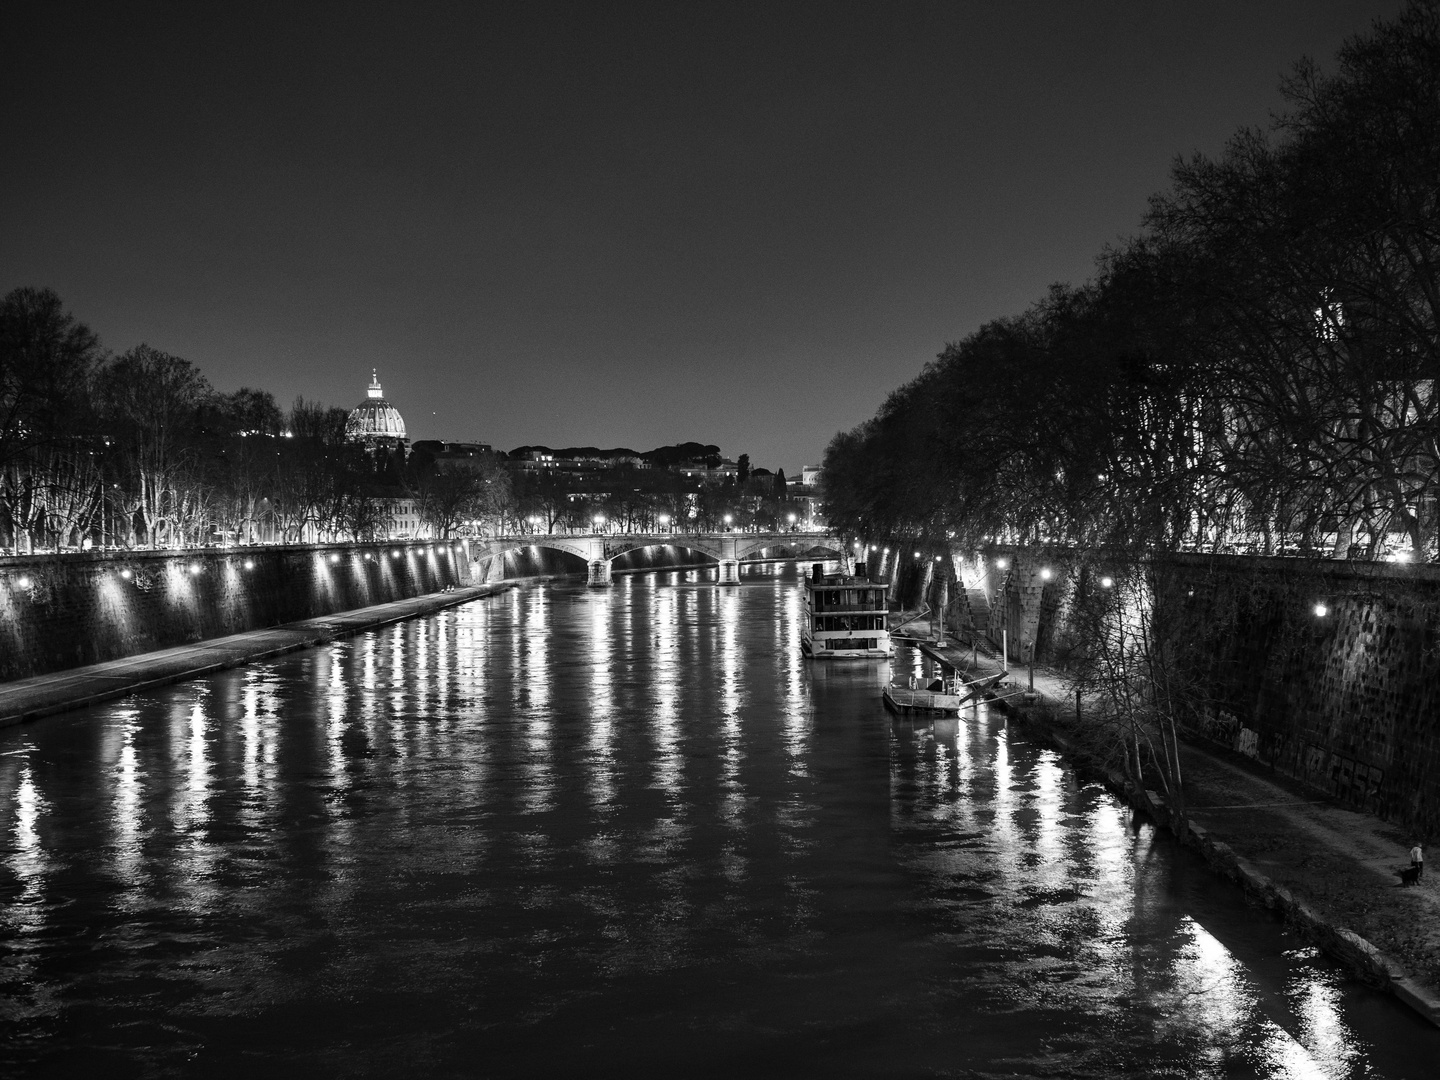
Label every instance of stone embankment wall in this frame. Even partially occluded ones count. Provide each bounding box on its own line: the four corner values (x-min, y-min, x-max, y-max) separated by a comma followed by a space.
0, 541, 470, 682
947, 548, 1440, 836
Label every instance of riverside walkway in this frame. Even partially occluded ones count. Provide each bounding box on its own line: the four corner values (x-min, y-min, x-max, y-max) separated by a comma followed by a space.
897, 623, 1440, 1028
0, 583, 513, 728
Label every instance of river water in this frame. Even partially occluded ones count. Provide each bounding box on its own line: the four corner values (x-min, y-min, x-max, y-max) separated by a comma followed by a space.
3, 564, 1438, 1078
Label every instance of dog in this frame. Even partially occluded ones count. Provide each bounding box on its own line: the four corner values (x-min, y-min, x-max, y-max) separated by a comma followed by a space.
1399, 864, 1422, 886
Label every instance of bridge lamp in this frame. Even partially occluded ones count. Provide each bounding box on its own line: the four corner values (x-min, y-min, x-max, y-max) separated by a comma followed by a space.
995, 557, 1008, 569
913, 550, 920, 558
1313, 602, 1329, 618
1100, 576, 1114, 589
724, 514, 733, 525
1040, 567, 1053, 581
244, 559, 255, 570
189, 563, 203, 576
658, 514, 670, 527
787, 513, 796, 525
329, 553, 340, 564
934, 555, 942, 562
16, 575, 31, 588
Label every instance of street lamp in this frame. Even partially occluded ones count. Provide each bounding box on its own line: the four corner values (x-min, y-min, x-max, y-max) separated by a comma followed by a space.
658, 513, 670, 531
593, 514, 606, 532
724, 514, 733, 529
1100, 575, 1114, 589
787, 513, 796, 530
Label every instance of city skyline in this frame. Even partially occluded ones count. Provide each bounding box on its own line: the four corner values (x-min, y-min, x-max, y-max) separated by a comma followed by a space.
1, 1, 1402, 472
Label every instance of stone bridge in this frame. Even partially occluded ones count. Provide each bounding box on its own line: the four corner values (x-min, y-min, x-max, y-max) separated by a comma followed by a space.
469, 531, 849, 585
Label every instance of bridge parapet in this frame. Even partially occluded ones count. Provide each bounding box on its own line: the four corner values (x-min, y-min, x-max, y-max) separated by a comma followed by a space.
469, 531, 848, 586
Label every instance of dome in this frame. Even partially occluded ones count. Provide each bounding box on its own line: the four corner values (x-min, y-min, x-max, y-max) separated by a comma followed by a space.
345, 370, 407, 443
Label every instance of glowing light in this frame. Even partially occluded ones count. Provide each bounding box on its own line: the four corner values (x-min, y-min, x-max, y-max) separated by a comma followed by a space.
189, 563, 202, 575
244, 559, 254, 570
934, 555, 941, 562
1313, 602, 1329, 618
1100, 576, 1114, 589
120, 569, 133, 580
329, 553, 340, 564
1040, 567, 1053, 580
995, 558, 1008, 569
913, 551, 920, 558
17, 575, 31, 588
391, 550, 400, 558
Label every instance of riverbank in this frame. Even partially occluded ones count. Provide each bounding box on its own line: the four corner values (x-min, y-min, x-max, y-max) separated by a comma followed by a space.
0, 582, 516, 728
894, 622, 1440, 1028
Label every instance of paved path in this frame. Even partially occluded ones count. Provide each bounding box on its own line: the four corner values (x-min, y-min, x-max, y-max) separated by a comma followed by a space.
0, 584, 514, 728
896, 624, 1440, 1019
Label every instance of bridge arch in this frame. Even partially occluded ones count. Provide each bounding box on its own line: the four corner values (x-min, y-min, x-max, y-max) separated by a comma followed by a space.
469, 532, 847, 586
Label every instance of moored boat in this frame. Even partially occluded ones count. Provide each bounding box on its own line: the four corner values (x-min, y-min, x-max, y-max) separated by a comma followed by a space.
801, 564, 890, 659
881, 671, 1008, 715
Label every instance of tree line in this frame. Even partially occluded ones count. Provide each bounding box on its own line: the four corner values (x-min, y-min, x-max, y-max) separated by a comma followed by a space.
823, 2, 1440, 563
0, 288, 797, 551
0, 287, 513, 551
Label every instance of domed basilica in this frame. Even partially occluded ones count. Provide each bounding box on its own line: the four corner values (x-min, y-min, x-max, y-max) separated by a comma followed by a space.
345, 370, 409, 451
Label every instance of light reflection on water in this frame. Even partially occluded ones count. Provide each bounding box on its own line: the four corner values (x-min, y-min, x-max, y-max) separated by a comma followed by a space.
1, 564, 1438, 1078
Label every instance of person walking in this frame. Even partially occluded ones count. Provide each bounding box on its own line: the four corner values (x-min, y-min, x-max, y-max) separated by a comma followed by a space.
1410, 842, 1425, 882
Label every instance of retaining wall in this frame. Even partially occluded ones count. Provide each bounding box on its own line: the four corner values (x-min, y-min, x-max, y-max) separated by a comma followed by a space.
957, 548, 1440, 837
0, 541, 471, 682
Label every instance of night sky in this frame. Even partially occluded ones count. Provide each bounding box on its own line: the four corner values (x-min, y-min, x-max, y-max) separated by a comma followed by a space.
2, 1, 1400, 471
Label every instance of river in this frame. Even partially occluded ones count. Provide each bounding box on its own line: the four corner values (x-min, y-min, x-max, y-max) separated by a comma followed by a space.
2, 563, 1438, 1077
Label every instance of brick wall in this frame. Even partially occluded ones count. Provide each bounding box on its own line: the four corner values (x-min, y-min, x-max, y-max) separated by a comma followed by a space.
0, 541, 471, 682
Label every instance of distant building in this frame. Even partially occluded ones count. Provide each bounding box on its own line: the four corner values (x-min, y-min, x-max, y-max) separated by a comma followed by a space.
383, 497, 428, 539
677, 458, 739, 484
410, 440, 495, 472
345, 370, 409, 452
